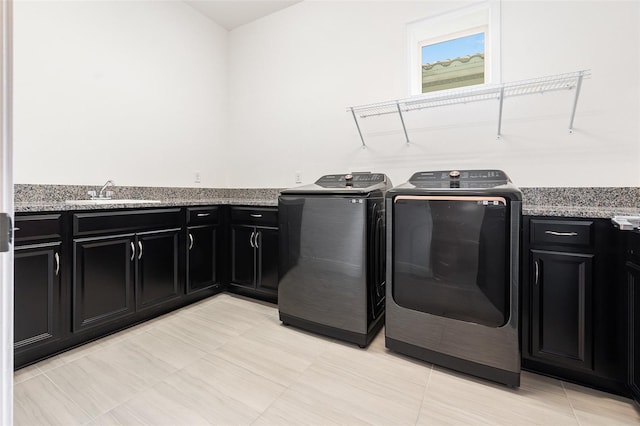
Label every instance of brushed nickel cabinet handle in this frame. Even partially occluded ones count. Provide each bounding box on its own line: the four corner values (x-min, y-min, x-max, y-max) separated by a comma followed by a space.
254, 231, 260, 249
196, 213, 210, 217
188, 233, 194, 250
534, 260, 540, 285
54, 252, 60, 276
545, 230, 578, 237
249, 231, 255, 249
138, 241, 143, 260
250, 214, 263, 218
130, 242, 135, 261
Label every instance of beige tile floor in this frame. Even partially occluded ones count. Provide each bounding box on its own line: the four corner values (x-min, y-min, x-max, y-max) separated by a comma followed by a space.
13, 293, 640, 425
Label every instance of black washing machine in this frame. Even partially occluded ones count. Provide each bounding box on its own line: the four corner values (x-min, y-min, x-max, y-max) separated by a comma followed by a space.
278, 172, 392, 347
385, 170, 522, 386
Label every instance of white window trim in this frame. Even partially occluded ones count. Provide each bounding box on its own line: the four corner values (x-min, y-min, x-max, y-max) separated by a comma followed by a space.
407, 1, 501, 96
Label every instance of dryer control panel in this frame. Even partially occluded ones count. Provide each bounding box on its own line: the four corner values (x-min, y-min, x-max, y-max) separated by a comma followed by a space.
409, 170, 510, 188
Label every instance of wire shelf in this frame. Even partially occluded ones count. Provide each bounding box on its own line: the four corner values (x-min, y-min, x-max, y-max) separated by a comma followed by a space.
347, 70, 590, 145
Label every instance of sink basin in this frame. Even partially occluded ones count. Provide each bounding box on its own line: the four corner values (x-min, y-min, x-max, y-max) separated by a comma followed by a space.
66, 199, 162, 205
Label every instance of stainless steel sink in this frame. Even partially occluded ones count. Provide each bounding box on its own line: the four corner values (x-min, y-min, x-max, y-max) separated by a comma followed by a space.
66, 199, 162, 205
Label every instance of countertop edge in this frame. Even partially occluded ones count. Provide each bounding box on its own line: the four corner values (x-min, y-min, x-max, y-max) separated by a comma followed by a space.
15, 198, 278, 212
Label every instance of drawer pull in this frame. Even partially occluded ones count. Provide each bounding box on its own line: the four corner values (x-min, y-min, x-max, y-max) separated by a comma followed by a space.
196, 213, 210, 217
13, 227, 20, 231
545, 230, 578, 237
250, 214, 263, 218
54, 252, 60, 276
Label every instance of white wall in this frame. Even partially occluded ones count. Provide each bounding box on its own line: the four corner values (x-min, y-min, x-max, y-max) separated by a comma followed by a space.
227, 0, 640, 188
13, 0, 228, 187
12, 1, 640, 189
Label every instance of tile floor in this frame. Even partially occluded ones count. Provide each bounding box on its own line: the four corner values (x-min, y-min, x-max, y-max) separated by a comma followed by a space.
13, 293, 640, 425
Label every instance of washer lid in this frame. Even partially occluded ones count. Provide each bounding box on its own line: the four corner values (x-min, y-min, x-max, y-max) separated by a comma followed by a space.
280, 172, 391, 195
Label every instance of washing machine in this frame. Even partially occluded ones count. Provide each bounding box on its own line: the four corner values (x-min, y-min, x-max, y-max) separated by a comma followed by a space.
278, 172, 392, 347
385, 170, 522, 386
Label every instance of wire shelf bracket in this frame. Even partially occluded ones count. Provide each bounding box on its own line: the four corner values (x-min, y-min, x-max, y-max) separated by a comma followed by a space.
347, 70, 591, 146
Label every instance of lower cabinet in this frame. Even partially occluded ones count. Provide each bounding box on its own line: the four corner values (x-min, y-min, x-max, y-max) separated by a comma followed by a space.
522, 216, 626, 395
71, 209, 183, 336
13, 213, 67, 367
136, 230, 180, 311
529, 249, 593, 370
624, 232, 640, 405
186, 207, 223, 295
73, 235, 135, 332
14, 243, 63, 354
73, 229, 181, 332
229, 207, 279, 301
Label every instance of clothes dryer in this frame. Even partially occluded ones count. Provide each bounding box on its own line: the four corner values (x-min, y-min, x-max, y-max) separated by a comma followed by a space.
385, 170, 521, 386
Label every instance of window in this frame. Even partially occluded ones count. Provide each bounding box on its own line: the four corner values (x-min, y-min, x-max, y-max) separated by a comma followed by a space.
420, 30, 486, 93
407, 2, 500, 96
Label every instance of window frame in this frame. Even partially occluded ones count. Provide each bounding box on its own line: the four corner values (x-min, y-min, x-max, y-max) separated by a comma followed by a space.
407, 1, 501, 96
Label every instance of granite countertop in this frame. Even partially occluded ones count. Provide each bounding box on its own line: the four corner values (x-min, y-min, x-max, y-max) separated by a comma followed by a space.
522, 205, 639, 219
520, 187, 640, 219
12, 184, 640, 219
13, 185, 280, 212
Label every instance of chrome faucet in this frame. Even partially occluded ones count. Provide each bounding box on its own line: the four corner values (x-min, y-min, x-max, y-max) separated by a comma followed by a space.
88, 180, 115, 199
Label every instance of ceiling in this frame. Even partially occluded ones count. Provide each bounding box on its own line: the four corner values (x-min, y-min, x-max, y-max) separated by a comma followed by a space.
184, 1, 302, 30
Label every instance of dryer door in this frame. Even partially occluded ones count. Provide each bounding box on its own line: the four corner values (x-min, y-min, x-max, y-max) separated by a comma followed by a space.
392, 195, 510, 327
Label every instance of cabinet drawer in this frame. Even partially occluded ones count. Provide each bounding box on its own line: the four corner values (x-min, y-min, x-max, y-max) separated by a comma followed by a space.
187, 207, 219, 225
73, 208, 181, 237
14, 214, 62, 244
530, 219, 593, 248
231, 207, 277, 227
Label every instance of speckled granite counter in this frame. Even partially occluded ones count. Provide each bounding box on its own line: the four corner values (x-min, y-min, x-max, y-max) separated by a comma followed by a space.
520, 187, 640, 218
13, 184, 640, 218
14, 184, 280, 212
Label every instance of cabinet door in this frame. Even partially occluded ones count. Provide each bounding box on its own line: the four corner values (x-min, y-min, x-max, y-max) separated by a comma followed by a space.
627, 261, 640, 405
14, 243, 62, 352
256, 227, 278, 293
187, 225, 218, 294
530, 249, 594, 370
73, 236, 135, 332
136, 229, 181, 311
231, 225, 255, 287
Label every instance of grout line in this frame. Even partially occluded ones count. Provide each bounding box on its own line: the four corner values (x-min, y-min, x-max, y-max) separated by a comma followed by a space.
414, 365, 434, 425
40, 370, 95, 424
561, 380, 581, 426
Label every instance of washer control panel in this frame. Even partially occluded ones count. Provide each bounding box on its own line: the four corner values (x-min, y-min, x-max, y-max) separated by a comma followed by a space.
316, 173, 387, 188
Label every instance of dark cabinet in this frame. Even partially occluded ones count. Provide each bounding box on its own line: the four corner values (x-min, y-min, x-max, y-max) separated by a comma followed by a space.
624, 231, 640, 405
73, 235, 135, 331
522, 216, 626, 395
135, 230, 180, 311
186, 207, 222, 294
72, 209, 182, 333
231, 226, 255, 287
530, 249, 593, 370
13, 214, 66, 367
229, 207, 278, 301
627, 261, 640, 404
